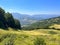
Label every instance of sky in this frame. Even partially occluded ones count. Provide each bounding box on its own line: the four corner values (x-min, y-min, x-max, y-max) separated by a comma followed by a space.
0, 0, 60, 15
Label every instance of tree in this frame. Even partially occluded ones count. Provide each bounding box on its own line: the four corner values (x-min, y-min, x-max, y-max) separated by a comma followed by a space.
0, 7, 21, 30
14, 19, 21, 29
5, 12, 21, 29
5, 12, 16, 28
0, 7, 7, 29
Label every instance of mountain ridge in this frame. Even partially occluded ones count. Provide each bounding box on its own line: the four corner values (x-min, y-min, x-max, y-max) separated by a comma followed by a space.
22, 16, 60, 30
12, 13, 60, 26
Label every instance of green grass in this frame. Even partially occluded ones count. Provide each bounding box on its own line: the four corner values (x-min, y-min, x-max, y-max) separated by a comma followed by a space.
0, 29, 60, 45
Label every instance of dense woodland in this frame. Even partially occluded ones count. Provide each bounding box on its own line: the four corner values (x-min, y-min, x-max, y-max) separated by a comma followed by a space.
0, 7, 21, 29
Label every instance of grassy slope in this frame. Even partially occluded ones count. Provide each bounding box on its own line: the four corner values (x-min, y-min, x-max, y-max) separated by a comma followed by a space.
0, 29, 60, 45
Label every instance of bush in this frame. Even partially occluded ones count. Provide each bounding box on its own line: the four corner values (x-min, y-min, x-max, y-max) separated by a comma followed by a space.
48, 31, 57, 34
34, 37, 46, 45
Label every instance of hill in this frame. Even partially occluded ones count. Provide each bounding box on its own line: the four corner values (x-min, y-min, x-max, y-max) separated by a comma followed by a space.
23, 16, 60, 30
12, 13, 60, 26
0, 29, 60, 45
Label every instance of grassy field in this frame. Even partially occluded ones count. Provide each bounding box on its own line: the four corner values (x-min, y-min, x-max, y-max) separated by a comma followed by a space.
0, 29, 60, 45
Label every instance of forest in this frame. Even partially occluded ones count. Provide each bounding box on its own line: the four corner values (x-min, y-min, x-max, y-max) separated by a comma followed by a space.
0, 7, 21, 30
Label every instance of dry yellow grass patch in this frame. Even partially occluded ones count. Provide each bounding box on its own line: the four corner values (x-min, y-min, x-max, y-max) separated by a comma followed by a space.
49, 24, 60, 29
0, 28, 59, 36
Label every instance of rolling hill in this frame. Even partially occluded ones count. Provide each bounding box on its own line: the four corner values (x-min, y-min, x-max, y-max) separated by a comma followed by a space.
23, 16, 60, 30
12, 13, 60, 27
0, 29, 60, 45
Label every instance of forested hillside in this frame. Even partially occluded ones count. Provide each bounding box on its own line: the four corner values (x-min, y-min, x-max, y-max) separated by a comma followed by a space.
23, 16, 60, 30
0, 7, 21, 29
12, 13, 60, 26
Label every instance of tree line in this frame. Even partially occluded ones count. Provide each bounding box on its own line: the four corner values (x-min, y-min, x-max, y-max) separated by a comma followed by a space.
0, 7, 21, 30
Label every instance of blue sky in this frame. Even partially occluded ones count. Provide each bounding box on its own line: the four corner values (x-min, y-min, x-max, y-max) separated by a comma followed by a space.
0, 0, 60, 15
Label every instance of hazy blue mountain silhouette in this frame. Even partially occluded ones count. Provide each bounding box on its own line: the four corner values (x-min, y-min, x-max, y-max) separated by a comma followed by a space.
12, 13, 60, 26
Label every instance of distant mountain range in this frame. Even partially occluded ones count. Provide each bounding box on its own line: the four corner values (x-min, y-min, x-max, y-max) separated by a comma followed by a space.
12, 13, 60, 26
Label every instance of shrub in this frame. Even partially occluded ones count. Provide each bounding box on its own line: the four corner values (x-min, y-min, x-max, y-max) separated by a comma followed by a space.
48, 31, 57, 34
34, 37, 46, 45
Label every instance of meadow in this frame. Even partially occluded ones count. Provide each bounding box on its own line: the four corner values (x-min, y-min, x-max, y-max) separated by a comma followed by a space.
0, 28, 60, 45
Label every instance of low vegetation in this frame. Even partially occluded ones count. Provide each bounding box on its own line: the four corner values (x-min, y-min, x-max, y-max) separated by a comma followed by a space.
49, 24, 60, 30
0, 29, 60, 45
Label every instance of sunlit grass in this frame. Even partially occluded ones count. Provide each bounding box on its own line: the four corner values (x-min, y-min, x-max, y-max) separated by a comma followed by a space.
0, 28, 60, 45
